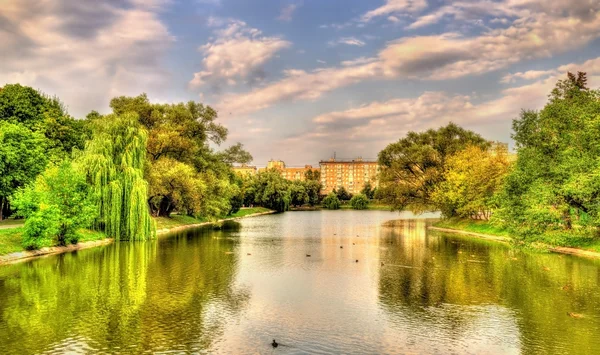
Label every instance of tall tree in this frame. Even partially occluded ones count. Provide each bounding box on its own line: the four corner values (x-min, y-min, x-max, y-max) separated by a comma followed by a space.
433, 145, 512, 219
0, 122, 48, 220
377, 123, 489, 213
77, 113, 153, 241
497, 72, 600, 239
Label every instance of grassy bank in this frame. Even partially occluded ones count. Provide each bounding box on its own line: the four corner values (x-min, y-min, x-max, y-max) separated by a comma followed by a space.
290, 203, 394, 211
0, 207, 272, 258
0, 227, 107, 257
154, 207, 271, 230
432, 218, 600, 252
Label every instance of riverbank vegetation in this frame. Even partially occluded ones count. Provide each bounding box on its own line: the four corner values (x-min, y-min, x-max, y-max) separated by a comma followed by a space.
0, 85, 255, 251
378, 72, 600, 250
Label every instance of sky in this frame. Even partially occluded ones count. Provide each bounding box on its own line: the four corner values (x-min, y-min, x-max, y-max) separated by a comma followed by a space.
2, 0, 600, 166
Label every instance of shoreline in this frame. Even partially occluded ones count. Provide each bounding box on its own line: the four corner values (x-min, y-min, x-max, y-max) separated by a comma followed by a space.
0, 210, 276, 266
428, 226, 600, 259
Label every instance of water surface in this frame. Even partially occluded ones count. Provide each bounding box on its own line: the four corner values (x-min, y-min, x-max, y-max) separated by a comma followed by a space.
0, 211, 599, 354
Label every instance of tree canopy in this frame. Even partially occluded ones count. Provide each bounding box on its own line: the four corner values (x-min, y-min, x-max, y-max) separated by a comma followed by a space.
378, 122, 489, 213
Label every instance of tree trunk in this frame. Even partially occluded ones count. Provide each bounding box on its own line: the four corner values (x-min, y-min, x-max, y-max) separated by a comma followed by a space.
0, 196, 4, 221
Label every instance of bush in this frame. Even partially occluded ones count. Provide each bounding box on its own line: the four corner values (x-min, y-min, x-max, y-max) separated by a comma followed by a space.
13, 161, 97, 248
350, 194, 369, 210
322, 193, 341, 210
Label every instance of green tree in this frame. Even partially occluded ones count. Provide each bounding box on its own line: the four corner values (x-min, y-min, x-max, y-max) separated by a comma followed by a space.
252, 169, 290, 212
497, 72, 600, 241
305, 169, 321, 181
0, 122, 48, 220
322, 192, 341, 210
12, 162, 97, 249
77, 113, 153, 241
289, 181, 309, 207
304, 180, 322, 206
335, 186, 352, 201
433, 145, 511, 219
378, 122, 489, 213
350, 194, 369, 210
361, 182, 375, 199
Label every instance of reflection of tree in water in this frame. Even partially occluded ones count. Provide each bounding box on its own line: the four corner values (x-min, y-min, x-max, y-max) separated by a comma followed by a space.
0, 225, 250, 354
378, 221, 600, 354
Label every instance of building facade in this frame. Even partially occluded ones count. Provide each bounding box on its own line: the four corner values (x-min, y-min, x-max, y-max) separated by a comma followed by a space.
319, 158, 379, 195
232, 165, 257, 176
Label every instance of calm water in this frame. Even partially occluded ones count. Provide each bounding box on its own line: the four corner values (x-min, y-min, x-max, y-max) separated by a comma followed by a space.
1, 211, 600, 354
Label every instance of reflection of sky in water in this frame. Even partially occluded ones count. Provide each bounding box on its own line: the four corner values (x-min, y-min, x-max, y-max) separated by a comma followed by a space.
0, 210, 599, 354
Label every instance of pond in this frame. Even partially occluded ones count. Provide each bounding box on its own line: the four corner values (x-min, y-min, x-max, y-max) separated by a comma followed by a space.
0, 211, 599, 354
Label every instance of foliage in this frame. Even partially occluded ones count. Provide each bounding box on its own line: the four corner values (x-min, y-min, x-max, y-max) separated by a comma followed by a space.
350, 194, 369, 210
322, 193, 341, 210
496, 72, 600, 241
433, 145, 512, 219
335, 186, 352, 201
12, 162, 97, 249
360, 182, 376, 199
0, 122, 48, 220
77, 113, 153, 241
378, 122, 489, 213
107, 94, 250, 219
304, 169, 321, 181
251, 169, 291, 212
290, 181, 309, 207
304, 180, 322, 206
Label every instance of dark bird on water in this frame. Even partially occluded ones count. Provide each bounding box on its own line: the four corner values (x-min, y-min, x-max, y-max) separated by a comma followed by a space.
355, 259, 359, 263
306, 254, 311, 257
340, 246, 343, 249
272, 339, 279, 348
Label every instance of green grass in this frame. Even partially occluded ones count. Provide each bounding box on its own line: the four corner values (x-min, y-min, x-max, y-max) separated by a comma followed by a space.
154, 207, 272, 230
433, 218, 511, 237
0, 218, 25, 229
432, 218, 600, 253
0, 227, 107, 256
0, 227, 25, 255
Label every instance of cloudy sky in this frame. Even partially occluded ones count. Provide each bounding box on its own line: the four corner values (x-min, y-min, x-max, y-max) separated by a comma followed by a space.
2, 0, 600, 166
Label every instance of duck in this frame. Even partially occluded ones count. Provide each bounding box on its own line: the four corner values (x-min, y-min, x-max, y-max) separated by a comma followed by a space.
272, 339, 279, 348
340, 246, 343, 249
306, 254, 311, 257
355, 259, 359, 263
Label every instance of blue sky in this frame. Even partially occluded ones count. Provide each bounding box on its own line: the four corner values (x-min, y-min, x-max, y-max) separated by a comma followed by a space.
2, 0, 600, 166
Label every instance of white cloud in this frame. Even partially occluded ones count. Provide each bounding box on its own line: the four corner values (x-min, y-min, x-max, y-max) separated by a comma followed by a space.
328, 37, 366, 47
214, 0, 600, 115
362, 0, 428, 22
0, 0, 174, 117
278, 3, 301, 22
189, 20, 291, 88
500, 70, 555, 83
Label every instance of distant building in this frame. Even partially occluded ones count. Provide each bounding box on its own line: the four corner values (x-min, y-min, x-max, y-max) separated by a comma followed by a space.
282, 165, 318, 181
232, 164, 257, 176
266, 159, 286, 170
319, 157, 379, 195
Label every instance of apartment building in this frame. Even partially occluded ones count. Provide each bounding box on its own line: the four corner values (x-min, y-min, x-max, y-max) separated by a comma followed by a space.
319, 157, 379, 195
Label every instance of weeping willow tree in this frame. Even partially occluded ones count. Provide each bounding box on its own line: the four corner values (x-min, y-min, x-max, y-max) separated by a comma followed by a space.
77, 113, 154, 241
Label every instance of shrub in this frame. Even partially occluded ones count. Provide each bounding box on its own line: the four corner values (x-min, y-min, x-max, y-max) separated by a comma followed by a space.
13, 161, 97, 248
350, 194, 369, 210
322, 193, 341, 210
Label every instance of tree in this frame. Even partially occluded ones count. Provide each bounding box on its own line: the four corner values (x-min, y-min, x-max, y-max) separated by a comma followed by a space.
496, 72, 600, 240
361, 182, 375, 199
146, 158, 205, 217
252, 169, 291, 212
77, 113, 153, 241
108, 94, 248, 218
305, 169, 321, 181
12, 162, 97, 249
304, 180, 322, 206
433, 145, 511, 219
350, 194, 369, 210
289, 181, 309, 207
378, 122, 489, 213
322, 193, 341, 210
0, 122, 48, 220
335, 186, 352, 201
